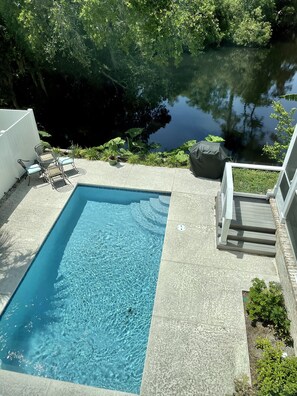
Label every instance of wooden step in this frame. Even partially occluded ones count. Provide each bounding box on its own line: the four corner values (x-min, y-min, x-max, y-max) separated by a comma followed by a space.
227, 219, 275, 234
217, 226, 276, 245
217, 240, 276, 257
215, 192, 276, 257
216, 192, 276, 233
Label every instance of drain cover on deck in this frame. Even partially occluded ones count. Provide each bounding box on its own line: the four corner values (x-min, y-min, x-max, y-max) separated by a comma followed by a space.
177, 224, 186, 231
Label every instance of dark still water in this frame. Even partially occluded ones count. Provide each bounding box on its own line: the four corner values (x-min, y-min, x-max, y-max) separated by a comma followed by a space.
12, 40, 297, 163
148, 41, 297, 162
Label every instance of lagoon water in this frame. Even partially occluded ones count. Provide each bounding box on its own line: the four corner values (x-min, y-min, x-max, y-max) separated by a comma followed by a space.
148, 43, 297, 162
8, 40, 297, 162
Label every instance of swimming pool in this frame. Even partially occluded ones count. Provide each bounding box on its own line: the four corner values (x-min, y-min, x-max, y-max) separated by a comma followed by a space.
0, 185, 170, 394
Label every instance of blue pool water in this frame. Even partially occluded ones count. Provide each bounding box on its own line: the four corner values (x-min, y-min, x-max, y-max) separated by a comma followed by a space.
0, 185, 170, 394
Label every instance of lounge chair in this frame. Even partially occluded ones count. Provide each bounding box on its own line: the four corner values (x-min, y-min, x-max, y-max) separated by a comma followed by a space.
56, 155, 78, 172
17, 159, 42, 185
42, 163, 69, 189
34, 143, 56, 166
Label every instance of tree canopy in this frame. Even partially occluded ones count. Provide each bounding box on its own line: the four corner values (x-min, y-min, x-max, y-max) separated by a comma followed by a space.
0, 0, 296, 84
1, 0, 297, 154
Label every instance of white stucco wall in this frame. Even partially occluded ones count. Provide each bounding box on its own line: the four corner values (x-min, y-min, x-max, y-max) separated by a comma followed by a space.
0, 109, 40, 199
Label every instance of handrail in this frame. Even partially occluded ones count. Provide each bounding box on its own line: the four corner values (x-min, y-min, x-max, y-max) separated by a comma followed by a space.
219, 162, 283, 245
230, 163, 283, 171
219, 163, 233, 245
223, 163, 234, 220
231, 162, 283, 198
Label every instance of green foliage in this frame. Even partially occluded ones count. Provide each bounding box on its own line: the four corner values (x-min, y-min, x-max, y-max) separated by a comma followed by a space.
144, 153, 163, 166
38, 130, 52, 148
69, 144, 83, 158
255, 338, 297, 396
232, 8, 272, 46
124, 129, 159, 154
80, 147, 100, 160
2, 0, 293, 96
219, 0, 292, 47
281, 94, 297, 102
127, 153, 141, 164
231, 374, 255, 395
38, 130, 51, 139
51, 147, 62, 155
246, 278, 292, 343
205, 134, 225, 142
117, 138, 193, 167
178, 140, 197, 151
175, 150, 189, 164
263, 101, 297, 164
100, 137, 125, 156
160, 140, 196, 167
125, 128, 143, 143
124, 128, 143, 151
232, 168, 279, 194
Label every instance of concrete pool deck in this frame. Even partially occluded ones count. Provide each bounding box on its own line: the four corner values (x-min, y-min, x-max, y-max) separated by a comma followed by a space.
0, 159, 279, 396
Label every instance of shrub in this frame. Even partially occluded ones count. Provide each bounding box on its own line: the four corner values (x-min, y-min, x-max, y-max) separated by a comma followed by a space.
205, 134, 225, 143
144, 153, 163, 166
246, 278, 292, 343
80, 147, 100, 160
127, 154, 141, 164
70, 144, 83, 158
231, 375, 255, 395
256, 338, 297, 396
262, 101, 297, 164
52, 147, 62, 156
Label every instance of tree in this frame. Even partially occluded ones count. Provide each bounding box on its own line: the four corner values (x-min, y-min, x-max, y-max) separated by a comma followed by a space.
232, 7, 272, 46
2, 0, 290, 89
263, 100, 297, 163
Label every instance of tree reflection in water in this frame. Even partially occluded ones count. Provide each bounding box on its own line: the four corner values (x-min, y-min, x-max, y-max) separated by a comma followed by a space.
1, 31, 297, 162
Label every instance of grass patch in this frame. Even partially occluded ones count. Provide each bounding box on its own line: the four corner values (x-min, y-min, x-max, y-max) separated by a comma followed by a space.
233, 168, 279, 195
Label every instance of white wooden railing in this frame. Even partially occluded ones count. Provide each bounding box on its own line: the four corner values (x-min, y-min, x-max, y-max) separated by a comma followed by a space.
219, 162, 283, 245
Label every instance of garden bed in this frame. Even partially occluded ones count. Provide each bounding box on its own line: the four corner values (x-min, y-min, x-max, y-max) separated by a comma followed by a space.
243, 291, 295, 387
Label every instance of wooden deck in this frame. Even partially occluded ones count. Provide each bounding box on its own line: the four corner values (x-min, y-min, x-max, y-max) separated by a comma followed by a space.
216, 193, 276, 256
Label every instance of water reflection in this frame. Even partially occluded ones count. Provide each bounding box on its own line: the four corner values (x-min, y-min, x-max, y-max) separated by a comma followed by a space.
149, 42, 297, 162
3, 39, 297, 162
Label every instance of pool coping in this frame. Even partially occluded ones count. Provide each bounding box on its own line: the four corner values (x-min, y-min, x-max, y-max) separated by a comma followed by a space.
0, 159, 279, 396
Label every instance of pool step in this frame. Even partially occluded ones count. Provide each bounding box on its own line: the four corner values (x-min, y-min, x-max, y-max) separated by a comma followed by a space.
139, 200, 168, 226
158, 195, 170, 206
130, 202, 166, 235
130, 195, 170, 235
149, 196, 170, 215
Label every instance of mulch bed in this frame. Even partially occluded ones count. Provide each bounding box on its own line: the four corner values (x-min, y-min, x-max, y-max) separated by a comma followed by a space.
242, 291, 295, 386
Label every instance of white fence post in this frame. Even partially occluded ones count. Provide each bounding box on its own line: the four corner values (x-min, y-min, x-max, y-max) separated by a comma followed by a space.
219, 163, 234, 245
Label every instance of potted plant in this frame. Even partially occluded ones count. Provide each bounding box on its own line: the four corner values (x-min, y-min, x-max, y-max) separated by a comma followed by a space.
101, 137, 125, 165
108, 151, 118, 165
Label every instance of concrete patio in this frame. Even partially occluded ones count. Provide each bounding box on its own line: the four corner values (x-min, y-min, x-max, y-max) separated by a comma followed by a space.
0, 159, 279, 396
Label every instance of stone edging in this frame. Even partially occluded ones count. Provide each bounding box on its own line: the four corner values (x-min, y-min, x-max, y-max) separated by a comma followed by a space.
270, 198, 297, 304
